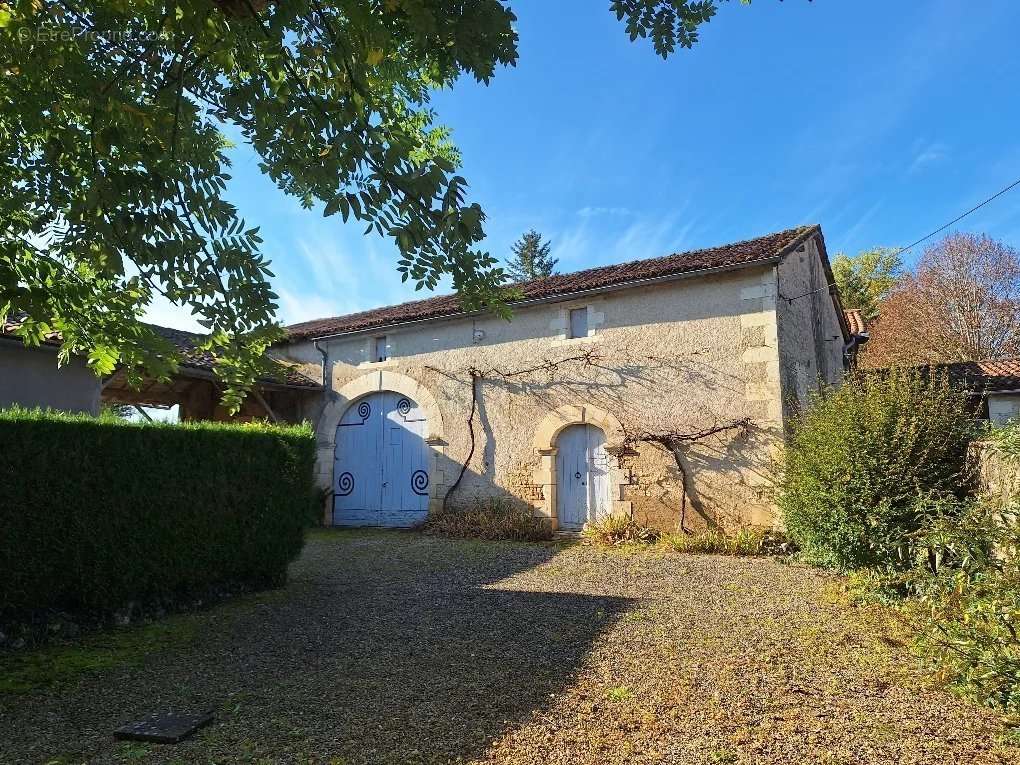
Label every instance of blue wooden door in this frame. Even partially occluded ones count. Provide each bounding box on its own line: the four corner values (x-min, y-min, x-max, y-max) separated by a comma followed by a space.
556, 424, 610, 530
333, 392, 430, 527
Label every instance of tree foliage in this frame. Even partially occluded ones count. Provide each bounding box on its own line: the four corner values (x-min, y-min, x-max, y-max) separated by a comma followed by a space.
775, 369, 975, 571
0, 1, 735, 409
611, 0, 738, 58
863, 233, 1020, 367
831, 247, 902, 320
506, 229, 557, 282
905, 497, 1020, 714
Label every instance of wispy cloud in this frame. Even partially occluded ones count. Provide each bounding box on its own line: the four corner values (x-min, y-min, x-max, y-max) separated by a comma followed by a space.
909, 140, 949, 174
276, 288, 344, 326
576, 205, 632, 219
838, 200, 885, 248
272, 226, 454, 325
548, 210, 699, 273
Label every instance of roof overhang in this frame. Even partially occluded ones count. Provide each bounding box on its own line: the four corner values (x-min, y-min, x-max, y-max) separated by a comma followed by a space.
299, 255, 788, 343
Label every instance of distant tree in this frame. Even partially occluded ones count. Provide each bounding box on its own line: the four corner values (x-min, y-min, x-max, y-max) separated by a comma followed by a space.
832, 247, 902, 319
862, 233, 1020, 367
506, 230, 558, 282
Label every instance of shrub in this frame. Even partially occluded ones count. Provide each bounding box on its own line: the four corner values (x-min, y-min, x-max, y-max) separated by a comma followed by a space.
0, 407, 316, 617
904, 499, 1020, 713
775, 369, 975, 571
582, 515, 660, 546
659, 528, 788, 556
422, 498, 553, 542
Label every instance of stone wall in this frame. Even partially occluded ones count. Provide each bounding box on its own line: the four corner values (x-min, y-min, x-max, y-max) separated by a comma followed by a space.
775, 236, 846, 420
972, 441, 1020, 505
278, 235, 846, 532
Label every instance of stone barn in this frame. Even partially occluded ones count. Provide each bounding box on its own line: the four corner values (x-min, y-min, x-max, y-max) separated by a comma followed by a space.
275, 225, 857, 533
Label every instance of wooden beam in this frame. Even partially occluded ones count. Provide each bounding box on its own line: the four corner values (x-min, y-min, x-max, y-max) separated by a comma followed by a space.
250, 386, 279, 424
103, 389, 183, 407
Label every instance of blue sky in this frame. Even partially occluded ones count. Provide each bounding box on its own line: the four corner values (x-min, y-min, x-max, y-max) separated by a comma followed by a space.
147, 0, 1020, 331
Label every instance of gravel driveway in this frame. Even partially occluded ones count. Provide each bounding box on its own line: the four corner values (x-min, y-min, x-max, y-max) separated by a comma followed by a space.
1, 530, 1016, 764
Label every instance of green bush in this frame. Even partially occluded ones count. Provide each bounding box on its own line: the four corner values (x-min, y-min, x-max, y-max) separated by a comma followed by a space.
422, 498, 553, 542
775, 369, 975, 570
896, 498, 1020, 713
0, 407, 316, 616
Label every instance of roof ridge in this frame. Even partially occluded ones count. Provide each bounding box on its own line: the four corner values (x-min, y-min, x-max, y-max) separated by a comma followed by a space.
285, 224, 819, 339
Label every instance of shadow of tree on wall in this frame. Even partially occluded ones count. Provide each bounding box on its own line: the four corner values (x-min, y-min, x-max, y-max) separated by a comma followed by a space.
428, 351, 777, 530
1, 533, 635, 764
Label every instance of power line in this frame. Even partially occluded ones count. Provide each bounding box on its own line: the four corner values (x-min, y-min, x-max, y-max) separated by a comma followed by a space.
782, 175, 1020, 304
889, 176, 1020, 258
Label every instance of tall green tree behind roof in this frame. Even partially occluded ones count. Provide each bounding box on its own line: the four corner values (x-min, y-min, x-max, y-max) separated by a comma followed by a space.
832, 247, 903, 320
507, 230, 557, 282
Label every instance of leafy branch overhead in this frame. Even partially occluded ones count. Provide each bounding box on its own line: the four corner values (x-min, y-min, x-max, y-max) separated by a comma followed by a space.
611, 0, 745, 58
0, 0, 734, 409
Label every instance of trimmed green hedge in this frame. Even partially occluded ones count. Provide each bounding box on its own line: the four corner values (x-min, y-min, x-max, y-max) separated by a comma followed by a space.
0, 408, 316, 615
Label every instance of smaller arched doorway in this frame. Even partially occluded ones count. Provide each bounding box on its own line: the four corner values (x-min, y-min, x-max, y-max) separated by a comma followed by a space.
556, 424, 612, 530
333, 391, 430, 527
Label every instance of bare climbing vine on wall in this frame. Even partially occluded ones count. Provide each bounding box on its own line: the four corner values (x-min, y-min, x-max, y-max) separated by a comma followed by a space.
429, 348, 758, 521
623, 419, 753, 533
430, 351, 604, 510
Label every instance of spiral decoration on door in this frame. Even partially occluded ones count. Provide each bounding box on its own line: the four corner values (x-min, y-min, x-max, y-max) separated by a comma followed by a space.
411, 470, 430, 495
396, 398, 412, 417
336, 472, 354, 496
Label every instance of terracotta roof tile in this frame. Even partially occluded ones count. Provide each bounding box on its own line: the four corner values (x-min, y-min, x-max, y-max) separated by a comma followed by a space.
285, 225, 821, 340
905, 358, 1020, 393
844, 309, 867, 335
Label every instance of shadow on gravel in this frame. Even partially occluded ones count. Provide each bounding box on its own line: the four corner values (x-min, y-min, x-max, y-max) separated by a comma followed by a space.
0, 531, 635, 764
256, 532, 638, 764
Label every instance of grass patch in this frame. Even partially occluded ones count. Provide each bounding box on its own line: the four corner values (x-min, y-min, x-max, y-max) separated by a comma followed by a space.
421, 498, 553, 542
583, 516, 788, 556
659, 528, 781, 556
605, 685, 634, 701
304, 526, 399, 542
0, 617, 198, 695
582, 515, 660, 546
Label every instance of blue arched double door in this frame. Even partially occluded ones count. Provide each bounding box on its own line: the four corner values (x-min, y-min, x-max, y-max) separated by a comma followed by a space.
333, 392, 431, 527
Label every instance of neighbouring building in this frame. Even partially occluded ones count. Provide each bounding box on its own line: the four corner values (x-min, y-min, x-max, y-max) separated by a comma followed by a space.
0, 318, 321, 421
911, 358, 1020, 424
276, 224, 856, 532
843, 312, 1020, 425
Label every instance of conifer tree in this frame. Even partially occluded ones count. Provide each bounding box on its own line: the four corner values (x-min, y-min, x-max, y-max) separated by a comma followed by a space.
507, 230, 558, 282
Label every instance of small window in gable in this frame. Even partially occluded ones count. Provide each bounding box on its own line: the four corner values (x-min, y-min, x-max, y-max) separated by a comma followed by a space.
373, 336, 389, 362
568, 307, 589, 339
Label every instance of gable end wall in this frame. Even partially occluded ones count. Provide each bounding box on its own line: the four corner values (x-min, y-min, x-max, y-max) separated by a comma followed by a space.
774, 235, 846, 423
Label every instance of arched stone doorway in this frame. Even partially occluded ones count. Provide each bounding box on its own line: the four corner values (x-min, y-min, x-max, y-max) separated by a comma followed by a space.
532, 404, 630, 530
317, 371, 447, 526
